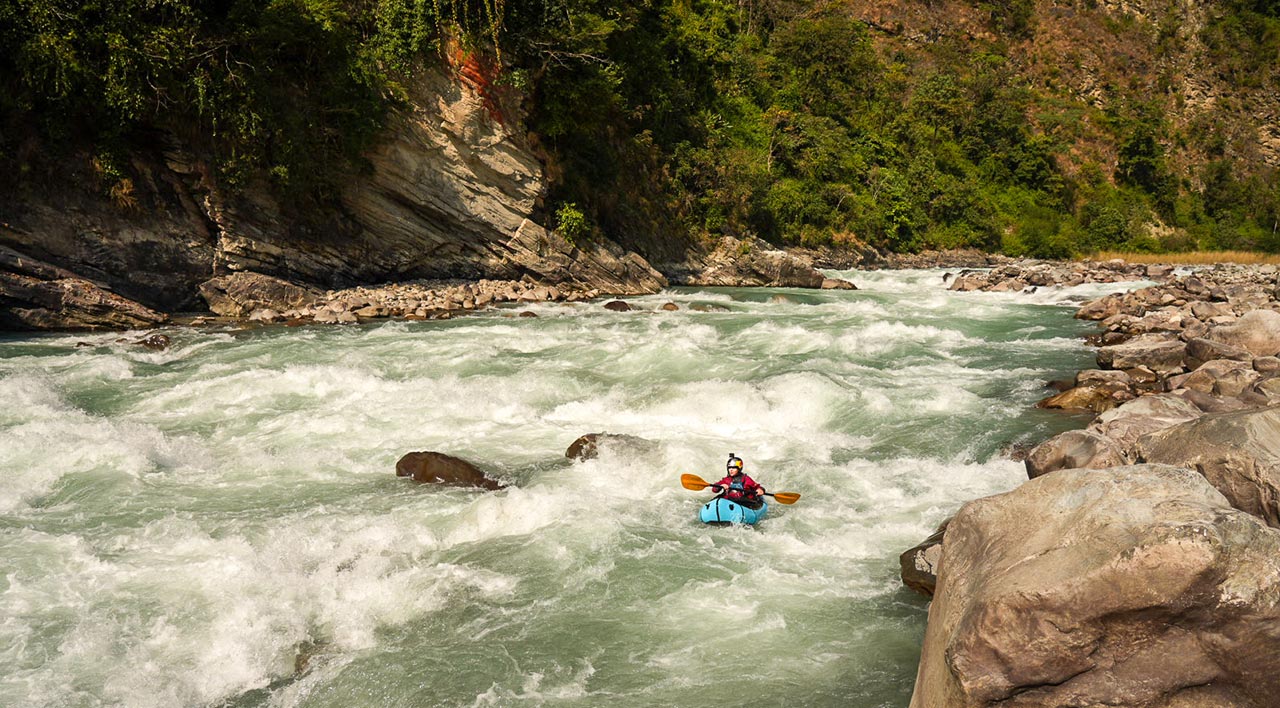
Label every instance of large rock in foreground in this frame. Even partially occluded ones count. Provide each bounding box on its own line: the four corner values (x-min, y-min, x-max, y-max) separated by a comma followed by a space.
1136, 405, 1280, 527
911, 464, 1280, 708
395, 451, 503, 490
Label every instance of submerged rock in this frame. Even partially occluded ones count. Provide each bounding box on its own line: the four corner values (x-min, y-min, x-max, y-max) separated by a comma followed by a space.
565, 433, 660, 462
395, 451, 503, 490
139, 334, 171, 351
911, 464, 1280, 708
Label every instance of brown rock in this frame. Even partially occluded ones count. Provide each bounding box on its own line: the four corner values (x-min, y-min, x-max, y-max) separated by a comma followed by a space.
900, 519, 949, 598
910, 464, 1280, 708
1172, 388, 1249, 413
1136, 405, 1280, 526
1177, 359, 1257, 394
1075, 369, 1131, 387
564, 432, 660, 461
1074, 293, 1126, 320
1090, 394, 1202, 448
1096, 333, 1186, 373
820, 277, 858, 290
603, 300, 632, 312
1254, 356, 1280, 374
1124, 365, 1159, 384
1206, 310, 1280, 357
660, 302, 680, 311
198, 272, 321, 318
518, 310, 538, 318
1184, 337, 1254, 370
395, 451, 503, 490
1025, 429, 1128, 477
139, 334, 171, 351
1038, 383, 1129, 414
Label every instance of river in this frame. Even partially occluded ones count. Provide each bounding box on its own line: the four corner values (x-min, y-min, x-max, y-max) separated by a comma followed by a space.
1, 269, 1132, 707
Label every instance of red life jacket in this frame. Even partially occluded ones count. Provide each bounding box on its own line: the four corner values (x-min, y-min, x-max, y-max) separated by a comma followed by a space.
715, 472, 761, 500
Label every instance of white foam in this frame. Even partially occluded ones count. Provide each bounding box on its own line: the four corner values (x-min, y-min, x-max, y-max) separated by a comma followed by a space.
0, 269, 1102, 706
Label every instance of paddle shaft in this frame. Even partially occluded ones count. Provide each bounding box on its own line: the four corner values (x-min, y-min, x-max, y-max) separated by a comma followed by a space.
680, 473, 800, 504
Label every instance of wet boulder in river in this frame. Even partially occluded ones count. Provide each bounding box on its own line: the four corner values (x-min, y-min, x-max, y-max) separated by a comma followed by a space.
395, 451, 503, 490
565, 433, 660, 461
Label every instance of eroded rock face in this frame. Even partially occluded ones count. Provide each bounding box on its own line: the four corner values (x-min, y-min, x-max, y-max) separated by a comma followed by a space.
0, 245, 169, 330
1, 64, 669, 330
1136, 405, 1280, 527
395, 451, 503, 490
911, 464, 1280, 708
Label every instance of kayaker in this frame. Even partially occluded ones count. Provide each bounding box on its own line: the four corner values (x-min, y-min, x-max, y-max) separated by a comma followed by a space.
710, 454, 765, 503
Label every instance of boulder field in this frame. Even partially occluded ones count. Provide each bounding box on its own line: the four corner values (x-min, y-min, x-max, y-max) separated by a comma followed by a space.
905, 260, 1280, 707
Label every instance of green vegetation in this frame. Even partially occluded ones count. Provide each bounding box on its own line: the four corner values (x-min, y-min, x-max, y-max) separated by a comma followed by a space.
554, 202, 588, 244
2, 0, 1278, 257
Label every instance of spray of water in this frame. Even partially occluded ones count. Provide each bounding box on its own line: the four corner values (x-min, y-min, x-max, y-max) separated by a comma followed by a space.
0, 270, 1133, 707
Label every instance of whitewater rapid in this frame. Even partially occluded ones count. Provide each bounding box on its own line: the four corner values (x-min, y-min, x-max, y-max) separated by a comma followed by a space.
0, 269, 1134, 707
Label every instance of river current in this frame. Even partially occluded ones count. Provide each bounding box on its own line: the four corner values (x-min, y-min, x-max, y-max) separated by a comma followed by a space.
1, 269, 1134, 707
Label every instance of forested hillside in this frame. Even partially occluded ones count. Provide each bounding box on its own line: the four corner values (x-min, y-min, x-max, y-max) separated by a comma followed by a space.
3, 0, 1278, 257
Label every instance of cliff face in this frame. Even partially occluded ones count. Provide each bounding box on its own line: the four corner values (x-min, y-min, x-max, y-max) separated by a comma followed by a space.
0, 62, 672, 329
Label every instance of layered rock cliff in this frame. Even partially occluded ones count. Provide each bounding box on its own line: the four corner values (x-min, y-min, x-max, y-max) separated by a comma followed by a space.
0, 63, 720, 330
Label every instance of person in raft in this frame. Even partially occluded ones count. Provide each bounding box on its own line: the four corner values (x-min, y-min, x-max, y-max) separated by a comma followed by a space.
710, 454, 765, 507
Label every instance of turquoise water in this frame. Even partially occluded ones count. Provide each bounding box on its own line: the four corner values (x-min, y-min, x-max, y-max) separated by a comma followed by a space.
0, 269, 1122, 707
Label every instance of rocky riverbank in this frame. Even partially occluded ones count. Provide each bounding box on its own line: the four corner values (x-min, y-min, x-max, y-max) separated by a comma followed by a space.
0, 54, 847, 333
905, 260, 1280, 707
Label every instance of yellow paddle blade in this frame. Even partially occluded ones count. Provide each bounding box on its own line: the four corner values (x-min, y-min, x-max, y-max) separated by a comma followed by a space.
681, 473, 710, 491
768, 492, 801, 505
